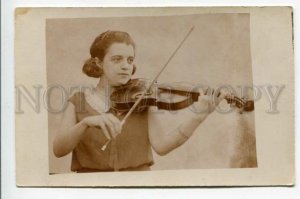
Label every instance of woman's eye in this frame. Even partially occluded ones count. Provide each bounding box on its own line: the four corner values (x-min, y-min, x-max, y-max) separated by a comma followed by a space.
112, 57, 122, 63
128, 58, 134, 64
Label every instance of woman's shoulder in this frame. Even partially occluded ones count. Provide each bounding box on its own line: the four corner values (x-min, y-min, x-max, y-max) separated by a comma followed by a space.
68, 91, 86, 106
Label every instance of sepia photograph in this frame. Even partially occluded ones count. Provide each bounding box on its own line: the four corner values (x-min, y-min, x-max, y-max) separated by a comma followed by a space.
14, 7, 294, 186
46, 14, 256, 174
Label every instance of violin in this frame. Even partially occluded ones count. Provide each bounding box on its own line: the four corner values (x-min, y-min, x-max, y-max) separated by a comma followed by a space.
110, 78, 254, 113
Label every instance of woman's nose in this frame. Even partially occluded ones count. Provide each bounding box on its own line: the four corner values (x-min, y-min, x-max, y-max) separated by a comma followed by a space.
120, 61, 131, 70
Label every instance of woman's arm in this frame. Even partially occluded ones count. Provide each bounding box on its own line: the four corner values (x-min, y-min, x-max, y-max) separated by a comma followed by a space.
53, 102, 122, 157
148, 94, 224, 156
53, 103, 88, 157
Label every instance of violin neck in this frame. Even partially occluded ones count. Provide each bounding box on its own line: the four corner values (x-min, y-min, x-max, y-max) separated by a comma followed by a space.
158, 84, 254, 112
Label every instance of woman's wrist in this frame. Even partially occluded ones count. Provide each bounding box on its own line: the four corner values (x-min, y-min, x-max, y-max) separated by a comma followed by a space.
79, 118, 89, 129
191, 113, 208, 123
177, 113, 208, 140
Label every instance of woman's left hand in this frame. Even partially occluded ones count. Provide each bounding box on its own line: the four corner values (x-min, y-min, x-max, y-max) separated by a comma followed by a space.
190, 89, 227, 121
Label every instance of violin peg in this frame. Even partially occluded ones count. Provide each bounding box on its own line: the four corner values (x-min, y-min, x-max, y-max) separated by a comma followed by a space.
243, 100, 255, 112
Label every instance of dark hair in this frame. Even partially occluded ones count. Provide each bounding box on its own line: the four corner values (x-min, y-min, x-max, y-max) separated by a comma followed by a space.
82, 30, 136, 78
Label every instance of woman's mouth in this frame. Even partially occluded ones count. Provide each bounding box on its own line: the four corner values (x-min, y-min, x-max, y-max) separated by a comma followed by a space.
118, 73, 130, 77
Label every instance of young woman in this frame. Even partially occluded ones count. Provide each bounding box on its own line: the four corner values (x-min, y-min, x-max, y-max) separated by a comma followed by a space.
53, 30, 225, 172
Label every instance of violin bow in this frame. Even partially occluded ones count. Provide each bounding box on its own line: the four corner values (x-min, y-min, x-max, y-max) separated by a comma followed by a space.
121, 26, 195, 126
101, 26, 195, 151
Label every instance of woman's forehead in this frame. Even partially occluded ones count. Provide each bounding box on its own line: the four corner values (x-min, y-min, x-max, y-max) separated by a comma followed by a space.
106, 43, 134, 56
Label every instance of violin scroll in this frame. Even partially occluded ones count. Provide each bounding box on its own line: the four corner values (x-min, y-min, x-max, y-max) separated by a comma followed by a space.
225, 94, 254, 112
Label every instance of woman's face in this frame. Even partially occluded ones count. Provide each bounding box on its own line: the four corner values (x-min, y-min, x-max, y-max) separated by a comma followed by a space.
102, 42, 135, 86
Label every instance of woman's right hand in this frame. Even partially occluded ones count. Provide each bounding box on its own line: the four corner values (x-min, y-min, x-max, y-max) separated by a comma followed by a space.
82, 113, 122, 140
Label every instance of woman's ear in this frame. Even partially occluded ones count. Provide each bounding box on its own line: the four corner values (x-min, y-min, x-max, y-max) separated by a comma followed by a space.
132, 64, 137, 75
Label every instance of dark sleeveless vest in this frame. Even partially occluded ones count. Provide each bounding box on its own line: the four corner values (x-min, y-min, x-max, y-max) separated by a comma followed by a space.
68, 92, 153, 172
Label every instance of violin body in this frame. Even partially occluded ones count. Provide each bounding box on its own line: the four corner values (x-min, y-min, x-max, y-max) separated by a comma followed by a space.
110, 79, 254, 112
110, 79, 200, 111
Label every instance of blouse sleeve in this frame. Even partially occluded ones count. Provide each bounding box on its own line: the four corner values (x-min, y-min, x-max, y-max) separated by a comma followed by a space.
67, 92, 85, 113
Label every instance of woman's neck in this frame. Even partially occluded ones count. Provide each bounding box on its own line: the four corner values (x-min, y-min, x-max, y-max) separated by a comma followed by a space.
96, 77, 114, 97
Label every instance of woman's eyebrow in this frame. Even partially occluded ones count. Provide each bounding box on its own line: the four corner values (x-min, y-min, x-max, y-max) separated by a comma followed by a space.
111, 55, 134, 58
111, 55, 123, 58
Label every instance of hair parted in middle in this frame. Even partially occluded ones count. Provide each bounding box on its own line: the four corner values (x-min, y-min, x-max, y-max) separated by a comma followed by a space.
82, 30, 136, 78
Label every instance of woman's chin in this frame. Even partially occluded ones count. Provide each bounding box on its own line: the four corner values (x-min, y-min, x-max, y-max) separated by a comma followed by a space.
111, 78, 130, 86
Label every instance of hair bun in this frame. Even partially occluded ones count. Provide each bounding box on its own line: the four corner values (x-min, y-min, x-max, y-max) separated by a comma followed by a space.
82, 57, 103, 78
